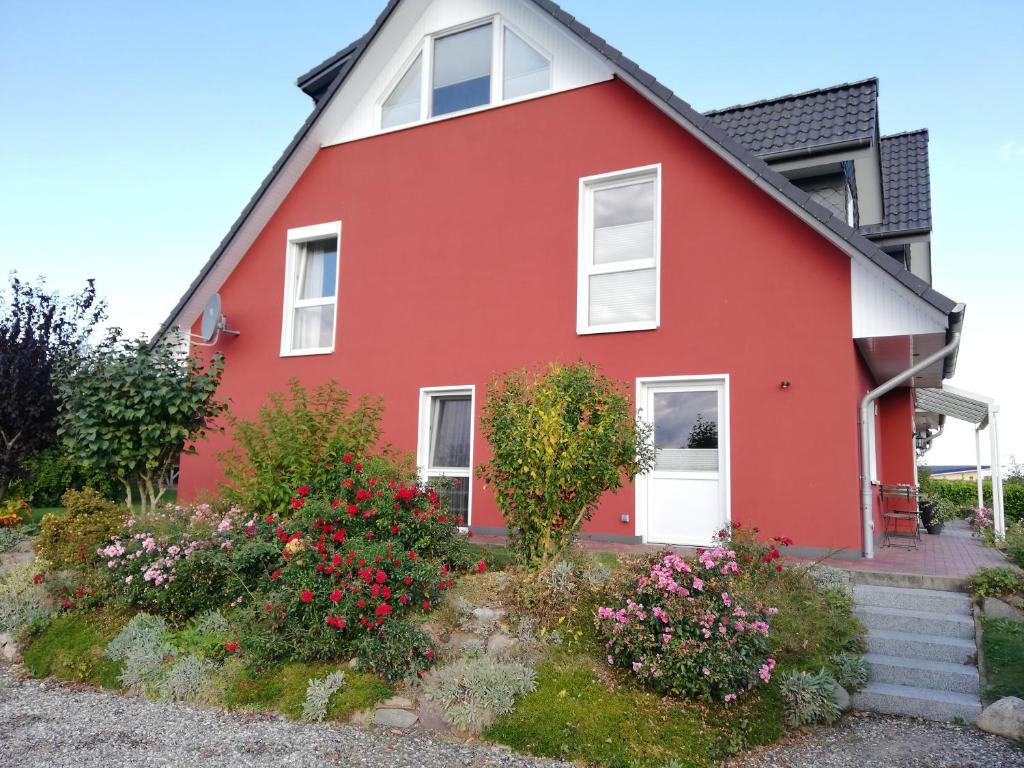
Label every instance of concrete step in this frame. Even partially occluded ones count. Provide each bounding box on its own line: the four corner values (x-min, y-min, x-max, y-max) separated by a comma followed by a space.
865, 629, 976, 665
852, 682, 981, 723
864, 653, 979, 695
855, 605, 975, 639
853, 584, 972, 615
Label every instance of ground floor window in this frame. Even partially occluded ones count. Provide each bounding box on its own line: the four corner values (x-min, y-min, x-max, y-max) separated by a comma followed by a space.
417, 386, 474, 524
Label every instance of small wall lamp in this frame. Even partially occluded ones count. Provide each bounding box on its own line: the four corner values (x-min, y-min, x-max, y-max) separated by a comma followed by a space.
779, 380, 791, 390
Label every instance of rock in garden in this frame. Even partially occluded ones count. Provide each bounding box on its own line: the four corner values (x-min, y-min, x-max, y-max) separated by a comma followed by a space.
0, 632, 21, 663
373, 708, 419, 729
976, 696, 1024, 740
834, 684, 851, 712
982, 597, 1024, 621
486, 632, 518, 658
472, 607, 504, 625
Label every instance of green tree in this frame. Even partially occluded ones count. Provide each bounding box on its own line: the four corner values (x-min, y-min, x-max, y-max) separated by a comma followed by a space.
478, 362, 655, 566
686, 414, 718, 449
58, 339, 226, 512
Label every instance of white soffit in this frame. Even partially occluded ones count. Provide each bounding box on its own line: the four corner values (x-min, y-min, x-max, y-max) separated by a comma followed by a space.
319, 0, 614, 147
850, 256, 947, 338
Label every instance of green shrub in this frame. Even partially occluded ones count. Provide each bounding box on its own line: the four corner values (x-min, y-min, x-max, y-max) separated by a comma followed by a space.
219, 379, 399, 515
301, 670, 347, 722
0, 560, 51, 633
597, 548, 776, 702
830, 652, 869, 692
1006, 521, 1024, 569
965, 566, 1024, 600
919, 474, 1024, 525
478, 363, 655, 565
104, 613, 176, 691
426, 656, 537, 731
778, 669, 841, 726
34, 488, 124, 570
356, 620, 434, 683
9, 446, 119, 507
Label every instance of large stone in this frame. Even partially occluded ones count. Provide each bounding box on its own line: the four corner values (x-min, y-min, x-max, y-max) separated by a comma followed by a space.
485, 632, 519, 658
983, 597, 1024, 622
0, 632, 20, 663
373, 708, 419, 729
472, 607, 505, 625
977, 696, 1024, 741
834, 683, 851, 712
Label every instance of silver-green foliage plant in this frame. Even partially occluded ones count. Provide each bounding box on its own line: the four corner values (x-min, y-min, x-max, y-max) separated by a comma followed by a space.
426, 658, 537, 732
158, 654, 214, 702
830, 652, 869, 692
0, 527, 23, 554
0, 561, 51, 633
194, 609, 229, 636
778, 669, 842, 726
105, 613, 175, 690
804, 565, 851, 594
301, 670, 346, 722
548, 560, 577, 593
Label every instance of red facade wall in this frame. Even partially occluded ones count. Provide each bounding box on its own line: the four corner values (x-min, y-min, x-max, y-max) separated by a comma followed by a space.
879, 390, 916, 486
182, 79, 869, 551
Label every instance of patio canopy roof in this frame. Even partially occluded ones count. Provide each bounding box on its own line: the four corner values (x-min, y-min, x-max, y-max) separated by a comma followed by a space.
915, 384, 1005, 538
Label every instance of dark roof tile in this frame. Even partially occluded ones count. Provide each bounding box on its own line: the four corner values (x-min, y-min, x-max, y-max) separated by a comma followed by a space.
859, 129, 932, 236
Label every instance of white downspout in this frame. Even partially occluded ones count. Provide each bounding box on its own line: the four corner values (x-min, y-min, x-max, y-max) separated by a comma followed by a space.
860, 329, 962, 558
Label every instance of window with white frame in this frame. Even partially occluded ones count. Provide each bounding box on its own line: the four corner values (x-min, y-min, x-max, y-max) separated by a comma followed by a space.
418, 387, 474, 524
379, 17, 551, 130
281, 222, 340, 355
577, 166, 661, 334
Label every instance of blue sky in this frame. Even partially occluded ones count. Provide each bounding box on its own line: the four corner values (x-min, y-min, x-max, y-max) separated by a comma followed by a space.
1, 1, 1021, 468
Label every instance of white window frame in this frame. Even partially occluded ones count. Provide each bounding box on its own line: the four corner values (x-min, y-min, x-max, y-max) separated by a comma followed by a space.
868, 401, 879, 483
375, 15, 553, 132
280, 221, 341, 357
417, 385, 476, 526
577, 164, 662, 335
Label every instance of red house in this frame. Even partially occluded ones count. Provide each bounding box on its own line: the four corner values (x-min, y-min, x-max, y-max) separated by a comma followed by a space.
156, 0, 964, 559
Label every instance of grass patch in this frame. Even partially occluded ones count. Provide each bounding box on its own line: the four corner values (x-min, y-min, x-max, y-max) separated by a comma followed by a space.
22, 609, 127, 689
982, 617, 1024, 702
221, 661, 391, 720
485, 652, 783, 768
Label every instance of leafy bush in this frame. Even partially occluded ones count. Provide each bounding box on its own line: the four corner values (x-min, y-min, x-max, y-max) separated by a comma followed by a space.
356, 620, 434, 682
478, 362, 655, 565
778, 669, 841, 726
1006, 521, 1024, 568
0, 526, 23, 553
219, 379, 396, 515
965, 566, 1024, 600
301, 670, 347, 722
9, 446, 120, 506
919, 474, 1024, 526
0, 560, 51, 633
0, 496, 31, 527
830, 651, 868, 692
597, 548, 777, 702
34, 488, 124, 570
426, 656, 537, 731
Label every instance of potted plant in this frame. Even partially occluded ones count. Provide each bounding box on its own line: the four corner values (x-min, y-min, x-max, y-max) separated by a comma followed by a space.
922, 496, 958, 535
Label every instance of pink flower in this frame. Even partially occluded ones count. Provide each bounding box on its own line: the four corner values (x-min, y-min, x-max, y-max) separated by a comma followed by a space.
692, 577, 704, 591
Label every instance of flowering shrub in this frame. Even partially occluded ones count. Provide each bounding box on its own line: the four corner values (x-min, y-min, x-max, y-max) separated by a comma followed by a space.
0, 497, 31, 527
597, 547, 777, 702
98, 502, 278, 622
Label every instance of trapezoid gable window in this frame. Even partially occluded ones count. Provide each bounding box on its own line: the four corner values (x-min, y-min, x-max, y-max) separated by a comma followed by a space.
378, 17, 552, 130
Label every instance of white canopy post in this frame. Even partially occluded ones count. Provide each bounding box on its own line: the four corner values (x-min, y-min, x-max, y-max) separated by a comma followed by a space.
989, 405, 1005, 541
975, 426, 985, 509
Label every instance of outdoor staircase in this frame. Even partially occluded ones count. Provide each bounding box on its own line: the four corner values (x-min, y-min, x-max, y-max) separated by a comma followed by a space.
851, 583, 982, 723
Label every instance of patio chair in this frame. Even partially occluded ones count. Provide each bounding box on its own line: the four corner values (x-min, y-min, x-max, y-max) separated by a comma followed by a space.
880, 483, 921, 549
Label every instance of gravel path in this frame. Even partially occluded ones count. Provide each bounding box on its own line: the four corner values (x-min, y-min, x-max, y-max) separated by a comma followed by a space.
729, 712, 1023, 768
0, 666, 567, 768
3, 666, 1021, 768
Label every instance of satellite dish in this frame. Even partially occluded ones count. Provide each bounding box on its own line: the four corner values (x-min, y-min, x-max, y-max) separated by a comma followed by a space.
200, 293, 222, 342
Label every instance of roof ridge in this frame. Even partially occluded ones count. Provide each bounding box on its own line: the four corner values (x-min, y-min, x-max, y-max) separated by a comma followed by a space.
881, 128, 929, 140
704, 76, 878, 116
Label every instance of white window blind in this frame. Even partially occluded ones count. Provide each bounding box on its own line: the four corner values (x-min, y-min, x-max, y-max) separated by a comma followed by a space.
578, 167, 660, 333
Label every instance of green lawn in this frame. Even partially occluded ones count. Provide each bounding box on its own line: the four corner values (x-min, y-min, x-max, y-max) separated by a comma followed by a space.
982, 617, 1024, 702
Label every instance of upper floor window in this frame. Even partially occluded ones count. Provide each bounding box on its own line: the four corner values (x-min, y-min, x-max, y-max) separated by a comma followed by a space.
379, 17, 551, 130
281, 222, 340, 356
577, 166, 661, 334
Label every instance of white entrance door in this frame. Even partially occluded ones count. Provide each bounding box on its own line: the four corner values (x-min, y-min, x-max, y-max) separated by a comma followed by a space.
639, 377, 728, 545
